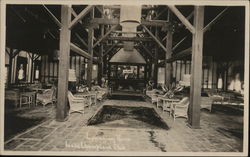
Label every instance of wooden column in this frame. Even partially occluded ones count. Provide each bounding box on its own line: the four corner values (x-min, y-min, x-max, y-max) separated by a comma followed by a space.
188, 6, 204, 128
56, 5, 71, 121
107, 63, 111, 85
180, 60, 183, 80
30, 53, 34, 83
103, 54, 107, 75
98, 25, 104, 85
148, 62, 152, 80
153, 28, 159, 88
87, 27, 94, 88
87, 8, 94, 88
165, 10, 173, 87
8, 49, 13, 84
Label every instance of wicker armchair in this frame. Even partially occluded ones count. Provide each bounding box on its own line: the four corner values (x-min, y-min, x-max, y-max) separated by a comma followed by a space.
146, 89, 160, 104
68, 91, 87, 114
36, 87, 56, 106
157, 97, 180, 116
74, 91, 97, 106
171, 97, 189, 121
92, 85, 108, 101
200, 96, 214, 112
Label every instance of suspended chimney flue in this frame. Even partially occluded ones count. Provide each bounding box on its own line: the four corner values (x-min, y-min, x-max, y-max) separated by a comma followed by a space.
120, 5, 141, 51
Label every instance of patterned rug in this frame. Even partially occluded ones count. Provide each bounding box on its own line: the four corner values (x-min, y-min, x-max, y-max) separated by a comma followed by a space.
88, 105, 169, 130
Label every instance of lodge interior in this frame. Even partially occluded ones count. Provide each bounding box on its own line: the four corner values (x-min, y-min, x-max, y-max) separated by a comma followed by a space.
3, 4, 246, 152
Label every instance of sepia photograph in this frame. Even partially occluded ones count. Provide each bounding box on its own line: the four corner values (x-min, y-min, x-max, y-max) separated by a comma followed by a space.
0, 0, 249, 156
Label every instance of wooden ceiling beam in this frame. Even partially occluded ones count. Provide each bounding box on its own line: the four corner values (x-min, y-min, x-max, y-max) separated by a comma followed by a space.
69, 5, 93, 29
103, 5, 157, 9
107, 36, 152, 42
91, 18, 118, 25
93, 24, 119, 48
172, 36, 188, 51
95, 5, 103, 15
71, 8, 97, 42
153, 7, 168, 20
48, 30, 56, 39
142, 20, 169, 27
71, 7, 83, 25
108, 47, 121, 60
142, 25, 168, 53
103, 43, 119, 56
43, 5, 62, 28
163, 10, 193, 43
10, 6, 26, 23
170, 7, 229, 59
91, 18, 169, 27
168, 5, 195, 34
177, 10, 194, 29
203, 7, 229, 33
140, 43, 155, 60
70, 43, 91, 59
75, 33, 88, 48
162, 47, 192, 63
95, 5, 109, 19
74, 33, 99, 57
186, 10, 194, 21
111, 31, 144, 34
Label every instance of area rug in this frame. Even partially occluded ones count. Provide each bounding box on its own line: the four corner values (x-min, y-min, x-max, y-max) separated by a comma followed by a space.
88, 105, 169, 130
4, 104, 55, 141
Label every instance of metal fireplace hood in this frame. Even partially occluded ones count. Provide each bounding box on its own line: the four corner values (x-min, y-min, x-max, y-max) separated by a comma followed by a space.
109, 5, 146, 64
109, 48, 146, 64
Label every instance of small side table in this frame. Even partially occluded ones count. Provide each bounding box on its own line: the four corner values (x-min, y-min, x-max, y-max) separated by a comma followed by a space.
75, 92, 97, 106
19, 91, 37, 108
158, 97, 180, 116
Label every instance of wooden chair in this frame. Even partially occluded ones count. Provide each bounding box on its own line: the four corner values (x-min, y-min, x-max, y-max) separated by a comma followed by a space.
171, 97, 189, 121
68, 91, 87, 114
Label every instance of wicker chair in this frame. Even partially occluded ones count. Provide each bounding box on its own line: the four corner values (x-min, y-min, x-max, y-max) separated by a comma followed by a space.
157, 97, 180, 116
75, 91, 97, 106
92, 85, 108, 101
68, 91, 88, 114
36, 87, 56, 106
146, 89, 161, 104
200, 96, 214, 112
171, 97, 189, 121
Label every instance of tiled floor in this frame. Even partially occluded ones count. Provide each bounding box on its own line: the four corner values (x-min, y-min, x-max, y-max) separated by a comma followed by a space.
4, 98, 243, 152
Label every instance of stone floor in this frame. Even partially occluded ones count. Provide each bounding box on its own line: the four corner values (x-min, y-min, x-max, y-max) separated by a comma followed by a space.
4, 97, 244, 153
